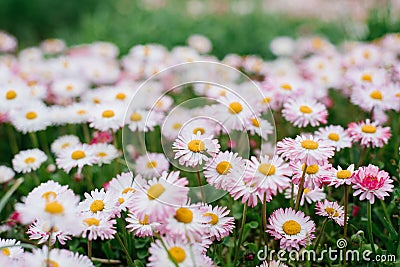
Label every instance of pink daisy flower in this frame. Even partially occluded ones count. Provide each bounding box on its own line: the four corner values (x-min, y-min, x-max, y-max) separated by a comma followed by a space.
327, 164, 355, 188
284, 185, 326, 206
267, 208, 316, 251
201, 204, 235, 241
350, 86, 393, 112
347, 119, 391, 148
27, 219, 72, 245
277, 135, 335, 165
351, 164, 394, 204
229, 179, 265, 207
80, 213, 116, 240
282, 98, 328, 128
290, 161, 333, 189
314, 125, 352, 151
315, 200, 345, 226
126, 211, 161, 238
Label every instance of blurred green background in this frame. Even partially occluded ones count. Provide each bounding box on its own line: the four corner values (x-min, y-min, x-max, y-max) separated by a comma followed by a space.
0, 0, 399, 58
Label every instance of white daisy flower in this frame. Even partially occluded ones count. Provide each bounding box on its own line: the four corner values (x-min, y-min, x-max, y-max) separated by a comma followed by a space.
284, 185, 326, 206
89, 104, 125, 132
80, 213, 116, 240
25, 246, 94, 267
246, 116, 274, 140
126, 211, 161, 238
51, 77, 89, 98
27, 219, 72, 245
0, 166, 15, 183
0, 238, 23, 259
9, 102, 51, 133
12, 148, 47, 173
202, 204, 235, 241
127, 108, 164, 132
327, 164, 355, 188
56, 144, 96, 174
161, 108, 192, 140
106, 172, 141, 213
91, 143, 119, 166
0, 84, 29, 110
51, 135, 81, 156
78, 188, 118, 218
173, 131, 220, 167
64, 103, 93, 124
314, 125, 352, 151
135, 153, 170, 178
214, 94, 253, 131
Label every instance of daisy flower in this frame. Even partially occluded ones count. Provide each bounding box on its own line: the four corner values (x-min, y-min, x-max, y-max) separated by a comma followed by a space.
127, 109, 164, 132
126, 211, 161, 238
204, 151, 246, 190
12, 148, 47, 173
229, 178, 264, 207
135, 153, 170, 178
327, 164, 355, 188
88, 104, 125, 132
347, 119, 391, 148
0, 85, 29, 110
282, 98, 328, 128
64, 103, 93, 124
51, 135, 81, 156
0, 166, 14, 183
80, 213, 117, 240
350, 86, 393, 112
314, 125, 352, 151
162, 205, 208, 241
91, 143, 119, 166
244, 155, 292, 196
290, 161, 333, 189
56, 143, 97, 175
214, 94, 253, 131
9, 102, 51, 133
0, 238, 23, 259
106, 172, 141, 213
173, 131, 220, 167
78, 188, 118, 218
51, 77, 88, 98
180, 116, 220, 137
267, 208, 316, 251
161, 108, 192, 140
258, 260, 288, 267
284, 185, 326, 206
277, 135, 335, 165
351, 164, 394, 204
202, 204, 235, 241
129, 171, 189, 221
148, 237, 213, 267
27, 219, 71, 245
25, 246, 94, 267
246, 116, 274, 140
315, 200, 345, 226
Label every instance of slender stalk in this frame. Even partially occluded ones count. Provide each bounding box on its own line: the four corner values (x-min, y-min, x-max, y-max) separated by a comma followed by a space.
367, 202, 376, 256
39, 131, 50, 156
82, 124, 91, 143
233, 205, 248, 266
343, 185, 349, 238
7, 124, 18, 154
87, 240, 92, 259
380, 199, 393, 228
31, 172, 40, 186
295, 164, 307, 211
357, 147, 367, 167
290, 183, 294, 208
47, 228, 53, 267
115, 233, 135, 267
29, 132, 39, 148
83, 166, 94, 190
314, 219, 328, 250
261, 193, 267, 245
196, 170, 205, 202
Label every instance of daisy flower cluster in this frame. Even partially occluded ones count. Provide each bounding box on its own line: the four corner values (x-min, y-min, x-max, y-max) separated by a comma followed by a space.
0, 31, 398, 267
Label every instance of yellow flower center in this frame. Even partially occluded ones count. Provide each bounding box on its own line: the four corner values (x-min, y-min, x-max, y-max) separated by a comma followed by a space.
122, 187, 135, 194
139, 214, 149, 225
102, 110, 115, 118
25, 111, 37, 120
280, 83, 292, 90
228, 102, 243, 114
43, 260, 60, 267
5, 90, 17, 100
71, 150, 86, 160
303, 188, 311, 194
251, 118, 260, 127
361, 73, 372, 82
175, 207, 193, 223
173, 123, 182, 130
45, 201, 64, 214
299, 105, 313, 114
41, 191, 57, 201
77, 109, 87, 115
147, 183, 165, 200
90, 200, 105, 213
84, 217, 100, 226
96, 152, 107, 157
93, 98, 101, 104
169, 246, 186, 263
301, 140, 319, 150
116, 93, 126, 100
396, 93, 400, 98
146, 161, 157, 169
258, 163, 276, 176
282, 220, 301, 235
325, 207, 339, 217
203, 212, 219, 225
193, 127, 205, 135
312, 38, 323, 49
66, 85, 74, 91
369, 90, 383, 100
2, 248, 10, 256
336, 170, 352, 179
216, 161, 232, 175
61, 142, 70, 149
361, 125, 377, 134
328, 133, 340, 141
130, 112, 142, 122
118, 198, 124, 204
24, 157, 36, 164
302, 164, 319, 174
187, 139, 205, 152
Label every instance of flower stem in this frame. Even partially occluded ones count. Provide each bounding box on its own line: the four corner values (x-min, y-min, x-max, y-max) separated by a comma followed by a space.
196, 170, 205, 202
380, 199, 393, 229
367, 202, 377, 256
82, 124, 91, 143
314, 218, 328, 250
233, 204, 248, 266
29, 132, 39, 148
261, 193, 267, 245
7, 124, 18, 154
295, 164, 307, 211
290, 183, 294, 208
87, 240, 92, 259
115, 233, 135, 267
343, 185, 349, 238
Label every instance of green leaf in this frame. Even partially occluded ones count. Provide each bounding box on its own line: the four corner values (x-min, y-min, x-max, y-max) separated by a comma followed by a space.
0, 178, 24, 214
134, 259, 145, 267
